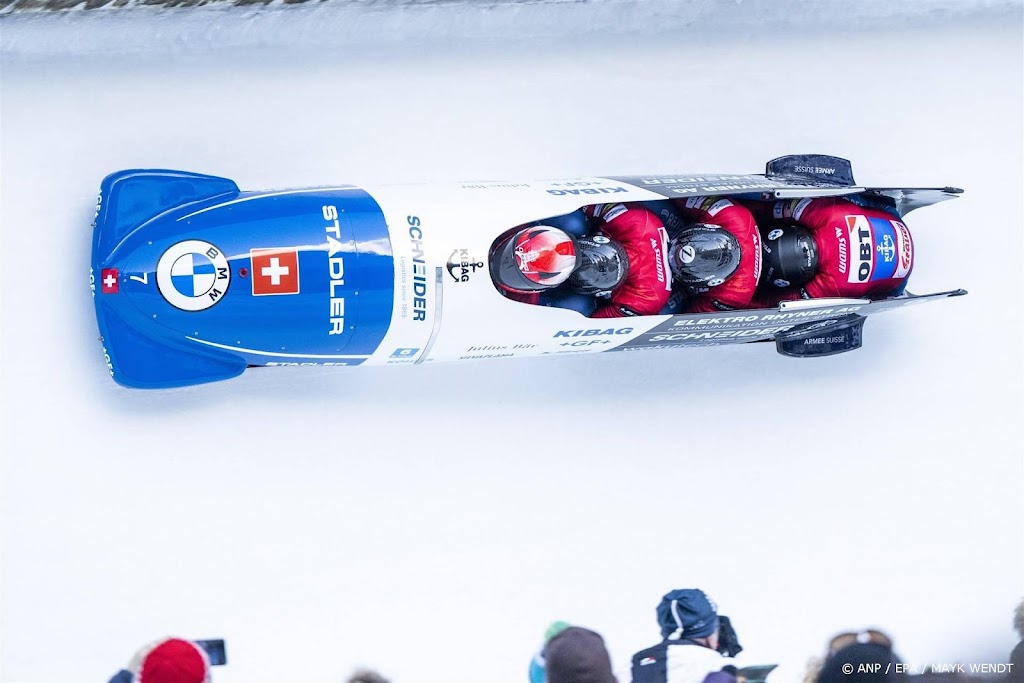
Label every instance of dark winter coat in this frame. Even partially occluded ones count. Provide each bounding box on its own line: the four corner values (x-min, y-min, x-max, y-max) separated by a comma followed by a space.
1009, 640, 1023, 683
631, 639, 736, 683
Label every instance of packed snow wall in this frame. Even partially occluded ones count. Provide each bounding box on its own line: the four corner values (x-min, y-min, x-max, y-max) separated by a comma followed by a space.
2, 0, 1021, 55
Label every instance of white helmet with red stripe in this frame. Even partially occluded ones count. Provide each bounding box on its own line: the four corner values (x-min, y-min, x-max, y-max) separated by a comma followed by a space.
491, 226, 579, 292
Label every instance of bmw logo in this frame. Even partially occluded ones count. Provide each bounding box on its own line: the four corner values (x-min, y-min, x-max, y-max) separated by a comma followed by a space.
156, 240, 231, 312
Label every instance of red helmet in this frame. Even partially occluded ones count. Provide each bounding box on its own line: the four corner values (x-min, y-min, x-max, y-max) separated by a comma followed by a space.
491, 226, 578, 292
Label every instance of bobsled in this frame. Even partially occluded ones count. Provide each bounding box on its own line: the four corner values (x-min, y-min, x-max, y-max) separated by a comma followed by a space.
90, 154, 965, 389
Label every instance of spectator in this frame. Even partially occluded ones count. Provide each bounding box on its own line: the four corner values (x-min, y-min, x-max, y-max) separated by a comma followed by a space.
108, 637, 212, 683
815, 630, 902, 683
1010, 598, 1024, 683
346, 668, 391, 683
530, 621, 617, 683
630, 589, 741, 683
802, 655, 824, 683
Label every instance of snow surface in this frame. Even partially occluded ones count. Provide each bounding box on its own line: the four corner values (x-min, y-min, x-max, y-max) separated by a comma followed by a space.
1, 2, 1023, 681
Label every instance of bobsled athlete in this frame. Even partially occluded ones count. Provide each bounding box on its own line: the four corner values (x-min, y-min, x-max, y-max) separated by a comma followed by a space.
659, 197, 762, 313
747, 197, 914, 304
491, 203, 672, 317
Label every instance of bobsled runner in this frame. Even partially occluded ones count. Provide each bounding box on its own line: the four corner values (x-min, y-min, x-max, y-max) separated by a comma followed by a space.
90, 154, 966, 389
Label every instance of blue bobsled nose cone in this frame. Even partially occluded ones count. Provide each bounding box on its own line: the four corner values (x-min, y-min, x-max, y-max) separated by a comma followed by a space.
90, 169, 396, 389
91, 170, 248, 388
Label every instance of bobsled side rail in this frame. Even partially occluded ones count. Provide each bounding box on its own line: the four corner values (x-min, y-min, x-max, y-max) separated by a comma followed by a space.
861, 187, 963, 215
846, 289, 968, 318
771, 186, 865, 199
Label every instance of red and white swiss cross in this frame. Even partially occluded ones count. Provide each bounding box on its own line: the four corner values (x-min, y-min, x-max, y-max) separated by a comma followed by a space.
251, 248, 300, 296
100, 268, 119, 294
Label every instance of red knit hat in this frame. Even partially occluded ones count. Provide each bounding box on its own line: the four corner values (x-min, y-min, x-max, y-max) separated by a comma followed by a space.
129, 638, 211, 683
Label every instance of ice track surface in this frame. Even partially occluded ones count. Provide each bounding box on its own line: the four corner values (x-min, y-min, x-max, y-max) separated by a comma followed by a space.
1, 2, 1023, 681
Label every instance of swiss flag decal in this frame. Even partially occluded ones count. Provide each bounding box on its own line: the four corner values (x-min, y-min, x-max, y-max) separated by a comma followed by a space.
251, 248, 300, 296
101, 268, 119, 294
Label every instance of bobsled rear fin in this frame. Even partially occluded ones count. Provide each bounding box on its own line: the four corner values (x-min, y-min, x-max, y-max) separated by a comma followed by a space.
96, 299, 247, 389
766, 154, 856, 186
775, 315, 866, 358
94, 170, 239, 257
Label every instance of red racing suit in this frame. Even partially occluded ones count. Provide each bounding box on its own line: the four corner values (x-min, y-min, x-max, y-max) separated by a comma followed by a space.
582, 203, 672, 317
671, 197, 762, 312
748, 197, 914, 305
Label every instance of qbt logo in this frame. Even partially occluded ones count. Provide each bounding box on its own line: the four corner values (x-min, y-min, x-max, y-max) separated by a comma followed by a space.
157, 240, 231, 312
846, 215, 874, 284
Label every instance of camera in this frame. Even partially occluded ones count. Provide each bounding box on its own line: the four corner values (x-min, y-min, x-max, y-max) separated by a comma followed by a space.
194, 639, 227, 666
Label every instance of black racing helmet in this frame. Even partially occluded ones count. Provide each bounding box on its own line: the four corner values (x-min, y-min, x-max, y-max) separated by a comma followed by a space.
761, 223, 819, 288
491, 226, 579, 292
568, 235, 629, 295
669, 224, 741, 288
